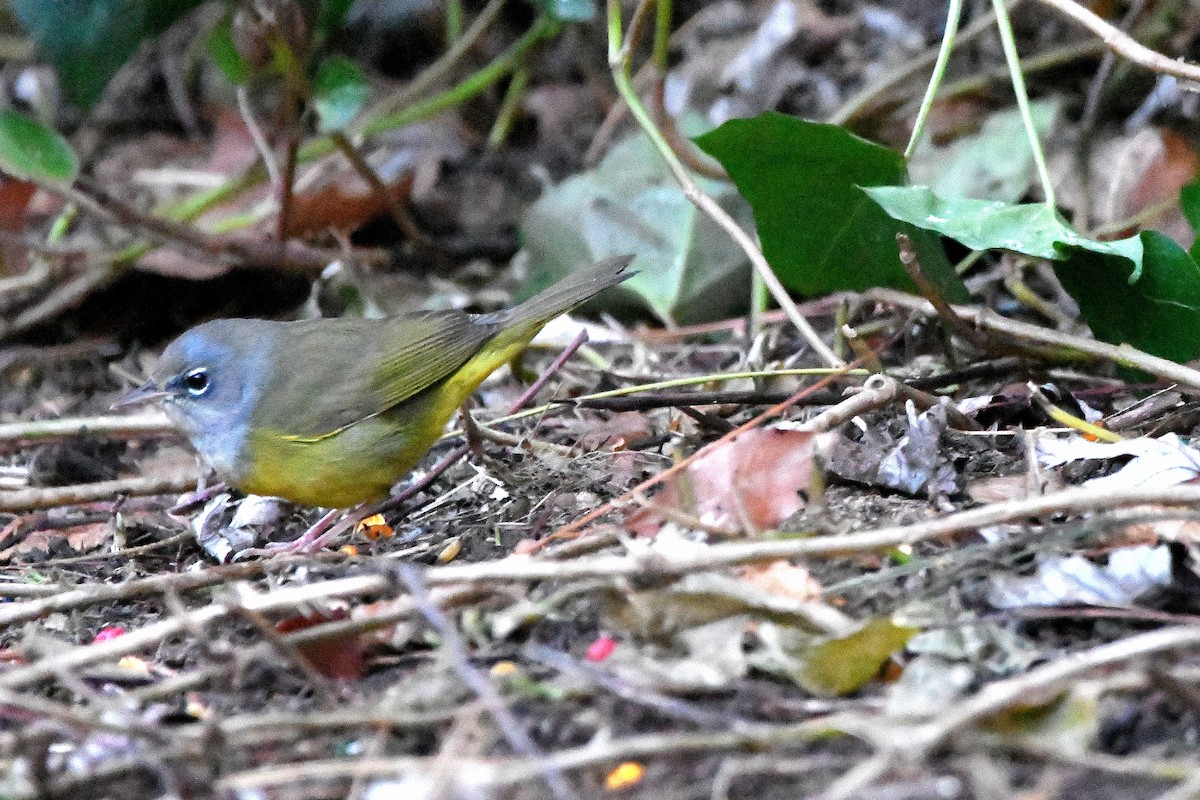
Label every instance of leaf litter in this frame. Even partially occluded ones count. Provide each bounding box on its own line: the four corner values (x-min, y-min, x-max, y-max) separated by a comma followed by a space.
2, 1, 1200, 798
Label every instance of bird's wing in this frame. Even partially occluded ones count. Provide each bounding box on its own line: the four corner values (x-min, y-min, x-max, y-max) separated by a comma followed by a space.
256, 311, 495, 439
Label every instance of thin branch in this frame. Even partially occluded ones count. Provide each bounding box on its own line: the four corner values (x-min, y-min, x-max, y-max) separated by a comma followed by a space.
1029, 0, 1200, 83
867, 288, 1200, 393
535, 361, 871, 547
0, 413, 173, 451
0, 473, 199, 513
909, 624, 1200, 754
397, 567, 581, 800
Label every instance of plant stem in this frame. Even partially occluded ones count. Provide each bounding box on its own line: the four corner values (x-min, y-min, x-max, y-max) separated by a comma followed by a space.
487, 66, 530, 149
363, 17, 559, 139
991, 0, 1057, 208
606, 0, 842, 367
905, 0, 964, 159
148, 15, 557, 249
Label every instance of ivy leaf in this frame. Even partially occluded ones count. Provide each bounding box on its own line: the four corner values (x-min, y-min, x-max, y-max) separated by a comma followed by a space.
866, 185, 1200, 365
694, 112, 968, 302
519, 124, 753, 324
0, 109, 79, 185
313, 56, 369, 133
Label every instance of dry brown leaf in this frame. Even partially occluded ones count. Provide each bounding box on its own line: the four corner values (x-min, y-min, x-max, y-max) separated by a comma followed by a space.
646, 426, 816, 533
738, 559, 822, 602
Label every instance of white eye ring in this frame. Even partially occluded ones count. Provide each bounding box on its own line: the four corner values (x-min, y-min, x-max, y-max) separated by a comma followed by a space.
182, 368, 210, 396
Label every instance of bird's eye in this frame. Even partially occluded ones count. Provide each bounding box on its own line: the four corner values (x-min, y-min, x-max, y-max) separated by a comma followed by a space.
182, 368, 210, 396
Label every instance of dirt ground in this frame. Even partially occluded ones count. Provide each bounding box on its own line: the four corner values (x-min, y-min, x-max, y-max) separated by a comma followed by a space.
2, 1, 1200, 798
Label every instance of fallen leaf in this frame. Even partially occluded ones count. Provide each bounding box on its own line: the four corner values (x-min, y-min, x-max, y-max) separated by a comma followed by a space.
750, 616, 919, 696
987, 545, 1173, 609
737, 560, 821, 603
275, 608, 367, 682
644, 425, 816, 533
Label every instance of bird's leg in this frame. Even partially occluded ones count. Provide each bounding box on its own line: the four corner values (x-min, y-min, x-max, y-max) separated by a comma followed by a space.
236, 507, 345, 558
459, 404, 487, 460
244, 331, 592, 558
246, 442, 476, 557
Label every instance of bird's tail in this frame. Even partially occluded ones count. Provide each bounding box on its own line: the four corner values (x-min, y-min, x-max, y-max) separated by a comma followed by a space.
497, 255, 635, 333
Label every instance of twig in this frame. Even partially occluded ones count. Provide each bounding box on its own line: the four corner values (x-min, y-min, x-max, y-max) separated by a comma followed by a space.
0, 473, 199, 513
396, 566, 581, 800
237, 85, 283, 189
574, 389, 833, 411
896, 234, 991, 352
938, 39, 1104, 100
0, 574, 403, 690
1028, 0, 1200, 83
906, 624, 1200, 755
216, 721, 831, 793
67, 181, 345, 274
233, 594, 342, 707
0, 413, 174, 451
867, 288, 1200, 393
425, 484, 1200, 585
0, 560, 274, 627
329, 132, 429, 247
510, 329, 589, 411
532, 363, 879, 547
0, 263, 115, 341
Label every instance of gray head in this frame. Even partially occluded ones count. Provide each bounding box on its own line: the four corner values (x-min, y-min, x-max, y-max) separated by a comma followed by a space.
120, 319, 274, 481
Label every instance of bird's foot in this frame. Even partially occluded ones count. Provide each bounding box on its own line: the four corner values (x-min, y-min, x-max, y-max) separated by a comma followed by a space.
236, 508, 349, 557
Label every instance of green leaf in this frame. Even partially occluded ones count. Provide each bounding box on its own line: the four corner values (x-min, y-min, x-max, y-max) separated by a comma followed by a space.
519, 122, 753, 324
694, 112, 968, 302
864, 187, 1119, 261
794, 617, 918, 696
11, 0, 204, 108
313, 56, 369, 133
908, 99, 1060, 203
1055, 231, 1200, 365
207, 14, 250, 86
527, 0, 596, 22
865, 185, 1200, 364
752, 617, 918, 697
318, 0, 355, 33
1179, 179, 1200, 262
0, 110, 79, 185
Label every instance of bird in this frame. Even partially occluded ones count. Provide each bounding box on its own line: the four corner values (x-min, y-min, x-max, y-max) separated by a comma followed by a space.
116, 255, 633, 508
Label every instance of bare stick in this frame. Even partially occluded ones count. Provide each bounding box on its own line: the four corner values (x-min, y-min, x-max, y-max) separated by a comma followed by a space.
868, 288, 1200, 393
0, 473, 199, 513
1028, 0, 1200, 83
908, 624, 1200, 755
397, 566, 581, 800
427, 484, 1200, 585
0, 413, 174, 451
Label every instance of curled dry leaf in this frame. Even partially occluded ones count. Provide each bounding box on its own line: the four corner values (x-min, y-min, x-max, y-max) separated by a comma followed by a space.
825, 401, 959, 498
637, 426, 816, 534
737, 559, 822, 603
987, 545, 1173, 609
275, 607, 367, 682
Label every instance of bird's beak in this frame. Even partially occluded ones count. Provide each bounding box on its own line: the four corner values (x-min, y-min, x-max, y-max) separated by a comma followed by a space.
111, 382, 172, 410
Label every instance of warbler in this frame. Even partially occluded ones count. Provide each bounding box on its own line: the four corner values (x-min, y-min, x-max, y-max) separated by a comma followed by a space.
117, 256, 633, 507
